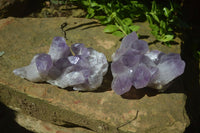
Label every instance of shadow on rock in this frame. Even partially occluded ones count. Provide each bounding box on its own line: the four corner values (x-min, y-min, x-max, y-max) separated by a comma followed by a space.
65, 21, 102, 31
121, 87, 159, 99
0, 102, 33, 133
121, 76, 186, 100
163, 76, 186, 94
94, 62, 112, 92
148, 39, 179, 46
139, 35, 149, 40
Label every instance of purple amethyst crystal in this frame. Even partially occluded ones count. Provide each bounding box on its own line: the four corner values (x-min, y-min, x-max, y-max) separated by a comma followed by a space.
112, 75, 132, 95
13, 37, 108, 91
111, 32, 185, 95
35, 54, 53, 76
71, 43, 90, 57
48, 37, 71, 62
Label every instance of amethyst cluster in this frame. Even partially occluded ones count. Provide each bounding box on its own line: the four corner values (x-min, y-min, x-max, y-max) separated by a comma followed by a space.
13, 37, 108, 91
111, 32, 185, 95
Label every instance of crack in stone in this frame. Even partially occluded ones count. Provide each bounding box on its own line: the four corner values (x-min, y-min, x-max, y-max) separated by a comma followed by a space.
117, 110, 139, 131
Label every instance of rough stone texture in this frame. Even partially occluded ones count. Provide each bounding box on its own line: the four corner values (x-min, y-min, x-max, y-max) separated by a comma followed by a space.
0, 17, 189, 133
14, 110, 94, 133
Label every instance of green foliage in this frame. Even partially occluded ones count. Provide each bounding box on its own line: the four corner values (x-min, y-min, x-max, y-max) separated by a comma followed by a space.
74, 0, 143, 38
70, 0, 186, 44
104, 18, 140, 37
145, 0, 181, 43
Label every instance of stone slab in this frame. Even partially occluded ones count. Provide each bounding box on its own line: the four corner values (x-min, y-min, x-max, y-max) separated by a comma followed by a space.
0, 17, 189, 133
15, 110, 94, 133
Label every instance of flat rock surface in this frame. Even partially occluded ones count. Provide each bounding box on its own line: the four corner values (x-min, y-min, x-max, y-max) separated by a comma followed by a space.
15, 111, 94, 133
0, 17, 189, 133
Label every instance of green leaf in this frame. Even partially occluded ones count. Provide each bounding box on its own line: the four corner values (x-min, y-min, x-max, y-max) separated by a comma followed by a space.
82, 1, 89, 6
122, 18, 132, 26
152, 0, 157, 12
169, 19, 174, 23
131, 1, 138, 5
163, 7, 170, 17
112, 31, 125, 38
150, 13, 159, 22
170, 1, 174, 11
87, 8, 95, 18
149, 24, 159, 31
122, 25, 129, 34
100, 16, 112, 24
91, 2, 98, 7
110, 12, 117, 19
0, 51, 5, 57
158, 35, 174, 42
146, 14, 153, 24
151, 30, 158, 36
160, 20, 166, 30
104, 25, 118, 33
87, 8, 94, 14
94, 16, 106, 20
168, 27, 173, 32
150, 24, 159, 36
129, 25, 140, 32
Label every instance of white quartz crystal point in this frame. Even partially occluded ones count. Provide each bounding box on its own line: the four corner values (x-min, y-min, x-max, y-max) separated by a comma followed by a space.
148, 53, 186, 90
13, 54, 46, 82
48, 37, 71, 62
